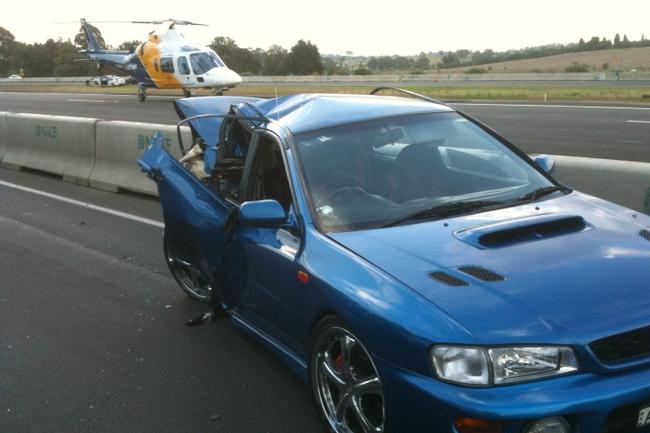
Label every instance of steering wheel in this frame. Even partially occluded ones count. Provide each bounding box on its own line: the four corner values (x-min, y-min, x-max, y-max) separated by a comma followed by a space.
315, 186, 368, 208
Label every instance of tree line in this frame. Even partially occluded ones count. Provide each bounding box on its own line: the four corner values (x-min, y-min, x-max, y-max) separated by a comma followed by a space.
1, 24, 649, 77
437, 34, 650, 69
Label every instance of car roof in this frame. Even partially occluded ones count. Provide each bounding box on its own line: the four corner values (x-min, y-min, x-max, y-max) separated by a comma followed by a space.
238, 93, 455, 135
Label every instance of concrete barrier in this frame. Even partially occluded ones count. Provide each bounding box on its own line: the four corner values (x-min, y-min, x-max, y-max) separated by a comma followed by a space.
549, 155, 650, 214
1, 113, 98, 184
89, 121, 191, 195
1, 112, 647, 211
0, 112, 7, 163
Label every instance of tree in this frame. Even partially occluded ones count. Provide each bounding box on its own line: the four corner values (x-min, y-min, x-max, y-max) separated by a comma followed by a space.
415, 53, 430, 70
287, 39, 323, 75
614, 33, 621, 47
0, 26, 16, 75
53, 40, 97, 76
441, 52, 460, 67
74, 23, 106, 49
566, 62, 590, 73
117, 40, 142, 51
209, 37, 262, 74
263, 44, 289, 75
622, 34, 630, 47
456, 49, 471, 63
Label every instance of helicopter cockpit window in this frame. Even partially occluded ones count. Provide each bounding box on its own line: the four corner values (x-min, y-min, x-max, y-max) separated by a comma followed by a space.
190, 52, 218, 75
177, 56, 190, 75
208, 51, 225, 67
160, 57, 174, 73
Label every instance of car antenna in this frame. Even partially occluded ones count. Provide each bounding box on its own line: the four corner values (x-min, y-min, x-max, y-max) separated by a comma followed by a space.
274, 87, 280, 120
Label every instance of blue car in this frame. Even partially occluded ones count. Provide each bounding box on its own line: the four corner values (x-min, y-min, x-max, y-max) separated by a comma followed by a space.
139, 88, 650, 433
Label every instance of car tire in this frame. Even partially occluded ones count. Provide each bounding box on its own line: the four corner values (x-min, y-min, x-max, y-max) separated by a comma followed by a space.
309, 316, 385, 433
163, 240, 214, 303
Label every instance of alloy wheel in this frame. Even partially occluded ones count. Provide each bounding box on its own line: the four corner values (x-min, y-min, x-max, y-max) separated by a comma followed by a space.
164, 242, 213, 302
314, 327, 385, 433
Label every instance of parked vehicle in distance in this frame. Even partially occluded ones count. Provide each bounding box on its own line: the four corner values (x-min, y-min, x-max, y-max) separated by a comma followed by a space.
85, 75, 126, 87
7, 74, 23, 80
139, 88, 650, 433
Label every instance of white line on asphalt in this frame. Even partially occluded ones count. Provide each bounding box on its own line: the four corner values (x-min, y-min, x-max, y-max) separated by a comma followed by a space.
0, 179, 164, 228
66, 99, 105, 103
627, 120, 650, 124
454, 102, 650, 111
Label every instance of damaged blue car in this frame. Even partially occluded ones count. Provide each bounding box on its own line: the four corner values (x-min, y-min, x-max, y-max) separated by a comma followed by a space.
139, 88, 650, 433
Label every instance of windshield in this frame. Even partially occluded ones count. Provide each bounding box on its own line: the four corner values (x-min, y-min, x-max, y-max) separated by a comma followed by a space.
295, 112, 557, 232
190, 52, 218, 75
208, 50, 226, 67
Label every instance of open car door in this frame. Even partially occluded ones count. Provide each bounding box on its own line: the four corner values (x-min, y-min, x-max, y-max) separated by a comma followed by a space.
138, 134, 237, 306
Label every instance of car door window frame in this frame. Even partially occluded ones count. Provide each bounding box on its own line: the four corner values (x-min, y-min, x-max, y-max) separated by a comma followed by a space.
241, 131, 303, 236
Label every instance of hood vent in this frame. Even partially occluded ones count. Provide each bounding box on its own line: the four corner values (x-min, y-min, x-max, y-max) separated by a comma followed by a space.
428, 271, 468, 287
640, 229, 650, 242
458, 266, 505, 282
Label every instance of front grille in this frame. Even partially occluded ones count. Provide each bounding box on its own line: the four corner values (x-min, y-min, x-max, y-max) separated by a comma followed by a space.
602, 402, 650, 433
591, 325, 650, 364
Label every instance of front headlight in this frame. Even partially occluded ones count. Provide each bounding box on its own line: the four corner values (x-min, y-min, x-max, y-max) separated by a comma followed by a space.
431, 346, 490, 385
431, 345, 578, 386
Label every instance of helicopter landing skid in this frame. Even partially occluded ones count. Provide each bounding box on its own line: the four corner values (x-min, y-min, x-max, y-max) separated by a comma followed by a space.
137, 83, 147, 102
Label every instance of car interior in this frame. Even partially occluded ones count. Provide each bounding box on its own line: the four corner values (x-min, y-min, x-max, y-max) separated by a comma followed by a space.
180, 114, 533, 231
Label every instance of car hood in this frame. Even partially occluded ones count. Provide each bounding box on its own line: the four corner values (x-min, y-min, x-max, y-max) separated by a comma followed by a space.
328, 192, 650, 345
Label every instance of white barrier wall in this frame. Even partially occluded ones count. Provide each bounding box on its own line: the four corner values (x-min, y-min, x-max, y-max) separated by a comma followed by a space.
0, 113, 647, 214
90, 121, 191, 195
2, 114, 98, 185
0, 112, 7, 163
549, 155, 650, 215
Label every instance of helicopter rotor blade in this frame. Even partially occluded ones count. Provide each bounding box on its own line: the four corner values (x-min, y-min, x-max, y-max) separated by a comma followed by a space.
52, 19, 208, 26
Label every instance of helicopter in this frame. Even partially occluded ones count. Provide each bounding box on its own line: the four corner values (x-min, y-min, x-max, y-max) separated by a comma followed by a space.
78, 18, 242, 102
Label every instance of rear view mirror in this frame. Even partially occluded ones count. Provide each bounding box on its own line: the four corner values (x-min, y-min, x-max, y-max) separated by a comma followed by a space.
373, 128, 404, 148
534, 155, 555, 174
239, 200, 287, 227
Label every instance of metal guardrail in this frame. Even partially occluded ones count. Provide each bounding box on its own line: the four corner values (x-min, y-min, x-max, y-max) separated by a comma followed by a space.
2, 72, 650, 85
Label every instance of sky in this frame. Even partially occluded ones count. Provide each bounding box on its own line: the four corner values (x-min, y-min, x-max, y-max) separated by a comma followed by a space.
2, 0, 649, 55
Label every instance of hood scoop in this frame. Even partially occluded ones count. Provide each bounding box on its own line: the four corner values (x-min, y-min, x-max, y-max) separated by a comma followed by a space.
454, 214, 590, 249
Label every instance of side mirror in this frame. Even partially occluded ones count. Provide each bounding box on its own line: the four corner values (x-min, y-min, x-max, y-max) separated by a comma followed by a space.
534, 155, 555, 174
239, 200, 287, 228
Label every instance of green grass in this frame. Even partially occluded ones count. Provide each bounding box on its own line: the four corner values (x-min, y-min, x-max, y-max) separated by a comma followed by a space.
2, 83, 650, 103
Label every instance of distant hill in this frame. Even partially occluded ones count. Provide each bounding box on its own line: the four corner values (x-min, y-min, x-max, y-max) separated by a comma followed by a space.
443, 47, 650, 73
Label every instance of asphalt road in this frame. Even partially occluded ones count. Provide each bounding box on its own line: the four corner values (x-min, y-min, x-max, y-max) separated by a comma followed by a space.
0, 91, 649, 433
0, 167, 322, 433
0, 91, 649, 161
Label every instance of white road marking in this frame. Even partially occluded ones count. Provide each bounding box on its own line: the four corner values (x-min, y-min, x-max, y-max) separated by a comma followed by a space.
0, 179, 164, 228
454, 102, 650, 111
66, 99, 105, 103
627, 120, 650, 124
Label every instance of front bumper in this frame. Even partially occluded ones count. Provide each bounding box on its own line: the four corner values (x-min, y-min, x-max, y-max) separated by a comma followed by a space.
375, 355, 650, 433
